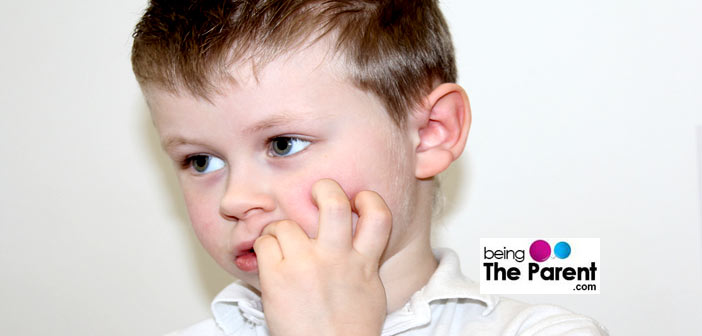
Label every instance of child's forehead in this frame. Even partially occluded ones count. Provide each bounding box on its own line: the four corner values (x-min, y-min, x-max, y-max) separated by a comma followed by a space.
145, 36, 348, 102
226, 37, 349, 90
145, 39, 347, 108
145, 43, 391, 128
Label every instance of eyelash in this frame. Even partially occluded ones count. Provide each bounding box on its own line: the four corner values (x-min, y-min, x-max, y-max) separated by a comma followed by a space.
178, 136, 311, 171
265, 135, 311, 157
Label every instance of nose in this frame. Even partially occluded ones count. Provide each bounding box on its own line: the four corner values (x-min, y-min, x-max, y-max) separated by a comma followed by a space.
219, 168, 275, 222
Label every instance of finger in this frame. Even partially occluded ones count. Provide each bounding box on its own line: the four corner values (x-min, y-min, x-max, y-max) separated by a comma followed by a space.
351, 190, 392, 260
254, 234, 282, 271
261, 220, 309, 258
312, 178, 353, 251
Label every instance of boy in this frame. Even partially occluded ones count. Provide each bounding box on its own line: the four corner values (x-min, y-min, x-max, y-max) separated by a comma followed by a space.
131, 0, 608, 335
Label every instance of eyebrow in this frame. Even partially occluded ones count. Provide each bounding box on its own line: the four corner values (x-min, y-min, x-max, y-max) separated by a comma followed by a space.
242, 113, 313, 135
161, 136, 206, 152
162, 112, 326, 151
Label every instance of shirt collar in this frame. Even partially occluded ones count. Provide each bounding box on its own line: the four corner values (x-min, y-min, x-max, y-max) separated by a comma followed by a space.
211, 281, 266, 335
418, 248, 497, 313
381, 248, 498, 335
210, 248, 497, 335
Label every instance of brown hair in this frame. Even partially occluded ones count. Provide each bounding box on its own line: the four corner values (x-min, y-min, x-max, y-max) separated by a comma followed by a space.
131, 0, 456, 126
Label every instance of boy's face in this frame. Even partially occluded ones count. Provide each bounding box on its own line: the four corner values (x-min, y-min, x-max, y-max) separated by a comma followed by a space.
144, 43, 423, 288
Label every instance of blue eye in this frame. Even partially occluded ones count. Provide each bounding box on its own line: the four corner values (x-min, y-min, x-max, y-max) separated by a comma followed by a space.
187, 155, 225, 173
269, 137, 311, 157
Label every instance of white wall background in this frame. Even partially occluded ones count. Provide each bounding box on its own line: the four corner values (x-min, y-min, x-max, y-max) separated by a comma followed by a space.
0, 0, 700, 335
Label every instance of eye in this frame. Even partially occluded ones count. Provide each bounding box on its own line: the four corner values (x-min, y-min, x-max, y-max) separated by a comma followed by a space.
186, 154, 225, 174
269, 136, 311, 157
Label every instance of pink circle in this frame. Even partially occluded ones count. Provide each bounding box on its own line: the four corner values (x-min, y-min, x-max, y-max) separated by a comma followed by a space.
530, 240, 551, 262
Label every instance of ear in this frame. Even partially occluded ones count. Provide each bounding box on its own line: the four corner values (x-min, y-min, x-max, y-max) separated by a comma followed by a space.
411, 83, 472, 179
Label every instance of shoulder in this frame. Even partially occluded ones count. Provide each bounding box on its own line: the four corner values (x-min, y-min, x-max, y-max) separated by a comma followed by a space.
410, 249, 608, 335
488, 297, 609, 336
425, 249, 607, 335
163, 318, 224, 336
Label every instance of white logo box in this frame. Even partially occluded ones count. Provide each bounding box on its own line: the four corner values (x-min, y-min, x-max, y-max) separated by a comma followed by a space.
479, 238, 600, 294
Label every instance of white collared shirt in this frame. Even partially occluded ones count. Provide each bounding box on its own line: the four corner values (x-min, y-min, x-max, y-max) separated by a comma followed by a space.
166, 249, 608, 336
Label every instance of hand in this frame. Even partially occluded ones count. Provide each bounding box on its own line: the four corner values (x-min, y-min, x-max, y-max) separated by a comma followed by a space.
254, 178, 392, 336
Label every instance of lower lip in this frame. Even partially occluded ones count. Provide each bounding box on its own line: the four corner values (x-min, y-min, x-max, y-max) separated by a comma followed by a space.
235, 251, 258, 272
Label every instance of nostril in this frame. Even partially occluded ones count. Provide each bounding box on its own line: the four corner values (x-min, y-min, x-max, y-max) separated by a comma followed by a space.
220, 211, 240, 222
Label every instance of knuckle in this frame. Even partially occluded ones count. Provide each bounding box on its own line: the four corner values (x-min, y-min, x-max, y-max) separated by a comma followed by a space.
314, 178, 338, 188
262, 220, 276, 232
356, 190, 389, 209
372, 207, 393, 223
356, 190, 380, 202
277, 219, 297, 230
254, 235, 273, 249
322, 195, 350, 213
263, 219, 297, 235
355, 192, 392, 221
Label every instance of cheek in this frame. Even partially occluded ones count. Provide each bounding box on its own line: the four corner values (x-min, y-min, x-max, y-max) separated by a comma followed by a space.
182, 187, 225, 253
278, 165, 366, 238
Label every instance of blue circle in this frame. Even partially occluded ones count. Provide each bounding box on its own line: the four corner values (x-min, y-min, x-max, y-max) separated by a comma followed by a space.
554, 242, 571, 259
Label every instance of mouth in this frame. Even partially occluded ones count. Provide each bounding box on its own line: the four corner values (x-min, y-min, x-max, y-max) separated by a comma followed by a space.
234, 243, 258, 273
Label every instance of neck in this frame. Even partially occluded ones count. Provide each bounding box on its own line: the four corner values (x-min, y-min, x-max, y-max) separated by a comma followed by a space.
378, 225, 438, 313
377, 177, 440, 313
